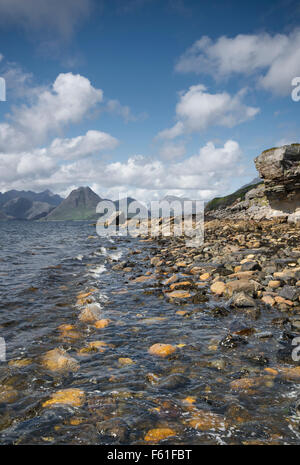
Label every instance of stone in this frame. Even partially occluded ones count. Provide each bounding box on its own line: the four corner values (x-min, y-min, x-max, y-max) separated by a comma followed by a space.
132, 275, 154, 283
148, 343, 176, 357
219, 334, 247, 349
261, 295, 275, 306
118, 357, 135, 365
150, 256, 162, 266
278, 285, 299, 301
94, 319, 110, 329
232, 291, 256, 307
77, 341, 107, 355
225, 280, 256, 297
97, 418, 129, 442
8, 358, 32, 368
274, 296, 294, 306
210, 281, 226, 296
200, 272, 211, 280
188, 410, 225, 431
278, 366, 300, 381
0, 385, 18, 403
166, 290, 192, 299
157, 374, 189, 390
58, 324, 81, 340
144, 428, 176, 442
229, 271, 255, 279
268, 280, 281, 289
255, 144, 300, 210
41, 348, 79, 373
169, 281, 192, 291
241, 261, 260, 271
163, 274, 179, 285
42, 389, 85, 408
79, 303, 102, 323
230, 375, 272, 391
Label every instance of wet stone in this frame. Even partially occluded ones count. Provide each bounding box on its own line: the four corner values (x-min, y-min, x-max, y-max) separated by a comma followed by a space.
157, 374, 189, 390
219, 333, 248, 349
96, 418, 129, 443
278, 285, 299, 301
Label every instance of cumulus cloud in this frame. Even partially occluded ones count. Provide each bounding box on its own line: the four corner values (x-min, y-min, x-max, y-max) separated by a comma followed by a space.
0, 72, 103, 151
47, 130, 119, 160
0, 129, 117, 181
157, 85, 259, 139
0, 0, 93, 39
175, 30, 300, 96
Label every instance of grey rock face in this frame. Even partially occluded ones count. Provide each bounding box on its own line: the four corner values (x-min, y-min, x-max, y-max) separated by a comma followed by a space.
255, 144, 300, 211
208, 144, 300, 222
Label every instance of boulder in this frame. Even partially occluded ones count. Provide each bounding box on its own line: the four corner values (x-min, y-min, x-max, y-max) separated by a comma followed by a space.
255, 144, 300, 217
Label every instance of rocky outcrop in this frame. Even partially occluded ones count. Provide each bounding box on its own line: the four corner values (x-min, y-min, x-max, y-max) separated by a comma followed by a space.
255, 144, 300, 212
207, 144, 300, 223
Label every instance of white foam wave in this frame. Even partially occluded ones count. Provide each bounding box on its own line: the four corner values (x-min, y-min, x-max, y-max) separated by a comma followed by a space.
89, 264, 107, 276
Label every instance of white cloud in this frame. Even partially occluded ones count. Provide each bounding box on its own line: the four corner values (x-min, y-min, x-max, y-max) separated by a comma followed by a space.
175, 30, 300, 96
0, 61, 34, 99
159, 141, 186, 160
48, 130, 119, 160
0, 54, 3, 63
0, 0, 93, 39
0, 128, 118, 183
0, 140, 243, 202
0, 72, 103, 151
158, 85, 259, 139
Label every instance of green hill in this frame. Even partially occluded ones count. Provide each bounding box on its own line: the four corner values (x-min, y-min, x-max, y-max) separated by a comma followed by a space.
205, 181, 263, 213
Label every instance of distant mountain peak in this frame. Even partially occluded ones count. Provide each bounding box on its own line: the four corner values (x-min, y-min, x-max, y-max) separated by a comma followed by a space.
45, 186, 101, 221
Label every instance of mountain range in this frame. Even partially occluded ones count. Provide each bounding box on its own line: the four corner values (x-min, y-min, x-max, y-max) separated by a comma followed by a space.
0, 189, 63, 220
0, 187, 146, 221
0, 179, 263, 222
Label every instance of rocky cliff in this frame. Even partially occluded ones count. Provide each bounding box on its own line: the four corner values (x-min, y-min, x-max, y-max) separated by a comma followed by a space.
207, 143, 300, 223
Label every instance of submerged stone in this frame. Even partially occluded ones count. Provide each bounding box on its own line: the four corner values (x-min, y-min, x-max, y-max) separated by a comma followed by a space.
42, 388, 85, 408
41, 348, 79, 373
94, 319, 110, 329
187, 410, 225, 431
144, 428, 176, 442
148, 343, 176, 357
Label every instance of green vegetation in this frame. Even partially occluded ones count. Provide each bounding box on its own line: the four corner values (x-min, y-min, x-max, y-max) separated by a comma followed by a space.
261, 147, 278, 154
205, 182, 263, 212
45, 207, 99, 221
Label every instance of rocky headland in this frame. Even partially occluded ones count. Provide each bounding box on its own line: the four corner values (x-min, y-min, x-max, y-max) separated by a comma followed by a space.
205, 143, 300, 223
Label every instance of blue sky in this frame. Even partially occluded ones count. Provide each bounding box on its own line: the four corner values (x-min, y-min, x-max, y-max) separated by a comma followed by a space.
0, 0, 299, 201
